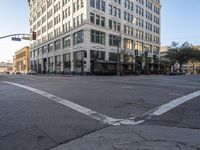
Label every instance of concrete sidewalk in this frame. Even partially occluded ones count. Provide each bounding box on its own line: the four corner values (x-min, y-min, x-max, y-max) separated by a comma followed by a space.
50, 125, 200, 150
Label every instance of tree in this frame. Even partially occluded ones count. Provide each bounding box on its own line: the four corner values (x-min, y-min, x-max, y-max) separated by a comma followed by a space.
135, 56, 142, 73
144, 56, 152, 74
171, 41, 179, 49
189, 48, 200, 73
166, 42, 179, 72
191, 48, 200, 62
160, 59, 171, 74
176, 42, 193, 72
181, 41, 193, 48
166, 41, 200, 73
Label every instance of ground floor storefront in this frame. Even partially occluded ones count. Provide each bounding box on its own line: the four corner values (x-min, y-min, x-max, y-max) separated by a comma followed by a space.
30, 49, 162, 75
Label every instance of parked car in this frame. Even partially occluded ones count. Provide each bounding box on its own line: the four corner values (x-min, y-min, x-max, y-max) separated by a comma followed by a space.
27, 70, 36, 75
15, 71, 21, 74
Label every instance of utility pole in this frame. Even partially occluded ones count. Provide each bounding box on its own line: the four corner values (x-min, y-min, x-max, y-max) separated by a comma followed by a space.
117, 35, 121, 76
0, 32, 37, 41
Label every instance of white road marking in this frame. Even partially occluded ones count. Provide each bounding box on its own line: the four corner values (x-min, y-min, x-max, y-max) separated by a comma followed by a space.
2, 81, 120, 125
2, 81, 200, 126
2, 81, 147, 126
150, 90, 200, 116
119, 119, 144, 125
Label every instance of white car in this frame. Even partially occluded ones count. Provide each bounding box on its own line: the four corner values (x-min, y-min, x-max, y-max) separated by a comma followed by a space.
27, 70, 36, 75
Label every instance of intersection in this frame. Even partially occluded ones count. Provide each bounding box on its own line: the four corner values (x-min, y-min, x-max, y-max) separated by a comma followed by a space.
0, 74, 200, 149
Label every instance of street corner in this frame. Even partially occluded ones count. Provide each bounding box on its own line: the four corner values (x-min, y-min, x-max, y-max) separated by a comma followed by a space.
50, 124, 200, 150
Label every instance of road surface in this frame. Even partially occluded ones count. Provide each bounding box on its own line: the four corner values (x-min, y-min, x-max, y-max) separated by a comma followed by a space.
0, 74, 200, 150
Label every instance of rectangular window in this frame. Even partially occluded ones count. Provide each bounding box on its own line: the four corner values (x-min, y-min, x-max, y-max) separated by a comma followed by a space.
96, 0, 100, 10
73, 2, 76, 12
117, 22, 121, 31
109, 5, 112, 15
101, 1, 105, 12
90, 0, 95, 7
42, 46, 47, 54
48, 43, 54, 52
91, 30, 105, 45
109, 19, 112, 29
101, 16, 105, 27
54, 40, 61, 51
73, 30, 84, 45
63, 35, 71, 48
90, 50, 105, 60
135, 41, 143, 52
109, 34, 120, 47
96, 15, 100, 25
63, 53, 71, 71
124, 38, 133, 50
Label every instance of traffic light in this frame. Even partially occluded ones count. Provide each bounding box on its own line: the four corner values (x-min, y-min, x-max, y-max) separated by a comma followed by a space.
32, 31, 36, 40
135, 50, 138, 56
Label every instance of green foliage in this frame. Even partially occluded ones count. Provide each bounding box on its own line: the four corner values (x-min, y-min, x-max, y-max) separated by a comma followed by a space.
167, 41, 199, 63
136, 56, 142, 63
177, 42, 193, 65
166, 41, 200, 71
191, 48, 200, 62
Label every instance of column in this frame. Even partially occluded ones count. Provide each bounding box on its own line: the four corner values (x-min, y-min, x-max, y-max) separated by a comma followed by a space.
61, 54, 64, 72
70, 51, 74, 72
53, 56, 55, 73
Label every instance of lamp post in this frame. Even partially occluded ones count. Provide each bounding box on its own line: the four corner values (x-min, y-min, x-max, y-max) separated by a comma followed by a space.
117, 35, 121, 76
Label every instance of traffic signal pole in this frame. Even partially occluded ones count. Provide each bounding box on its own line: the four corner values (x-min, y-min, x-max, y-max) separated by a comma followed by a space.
0, 34, 31, 39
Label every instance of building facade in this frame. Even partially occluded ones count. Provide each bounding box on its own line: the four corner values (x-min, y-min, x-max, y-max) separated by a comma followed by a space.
13, 46, 30, 73
28, 0, 161, 74
0, 62, 13, 74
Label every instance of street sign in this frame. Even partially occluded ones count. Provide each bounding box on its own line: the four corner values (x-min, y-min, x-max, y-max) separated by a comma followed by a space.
11, 37, 21, 41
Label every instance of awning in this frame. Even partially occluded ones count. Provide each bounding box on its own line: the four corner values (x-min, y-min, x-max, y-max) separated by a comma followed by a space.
93, 60, 136, 65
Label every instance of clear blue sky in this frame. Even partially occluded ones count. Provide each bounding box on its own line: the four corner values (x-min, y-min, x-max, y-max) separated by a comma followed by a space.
0, 0, 200, 62
161, 0, 200, 46
0, 0, 29, 62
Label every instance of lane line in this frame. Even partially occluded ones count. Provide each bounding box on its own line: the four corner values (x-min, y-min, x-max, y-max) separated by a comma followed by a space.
2, 81, 200, 126
2, 81, 121, 125
150, 90, 200, 116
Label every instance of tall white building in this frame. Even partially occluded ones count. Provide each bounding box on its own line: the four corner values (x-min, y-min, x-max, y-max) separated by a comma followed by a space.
28, 0, 161, 74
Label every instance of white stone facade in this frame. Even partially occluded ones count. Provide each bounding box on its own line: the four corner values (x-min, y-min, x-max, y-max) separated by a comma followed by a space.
29, 0, 161, 74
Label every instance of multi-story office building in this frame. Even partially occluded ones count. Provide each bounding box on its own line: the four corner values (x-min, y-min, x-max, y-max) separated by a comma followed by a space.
28, 0, 161, 74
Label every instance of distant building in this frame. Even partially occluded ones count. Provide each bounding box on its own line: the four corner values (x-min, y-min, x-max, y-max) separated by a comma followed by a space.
160, 46, 168, 57
0, 62, 13, 74
13, 56, 16, 72
13, 46, 30, 73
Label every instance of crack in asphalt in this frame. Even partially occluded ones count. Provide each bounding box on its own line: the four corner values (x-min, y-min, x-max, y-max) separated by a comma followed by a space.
47, 125, 110, 150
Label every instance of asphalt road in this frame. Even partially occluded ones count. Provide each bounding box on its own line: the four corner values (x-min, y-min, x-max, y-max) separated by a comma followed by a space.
0, 74, 200, 150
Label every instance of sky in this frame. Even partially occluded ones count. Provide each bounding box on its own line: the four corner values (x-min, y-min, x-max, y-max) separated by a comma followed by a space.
0, 0, 200, 62
161, 0, 200, 46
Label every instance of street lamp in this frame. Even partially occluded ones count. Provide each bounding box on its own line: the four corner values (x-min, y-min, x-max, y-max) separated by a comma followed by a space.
117, 35, 121, 76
